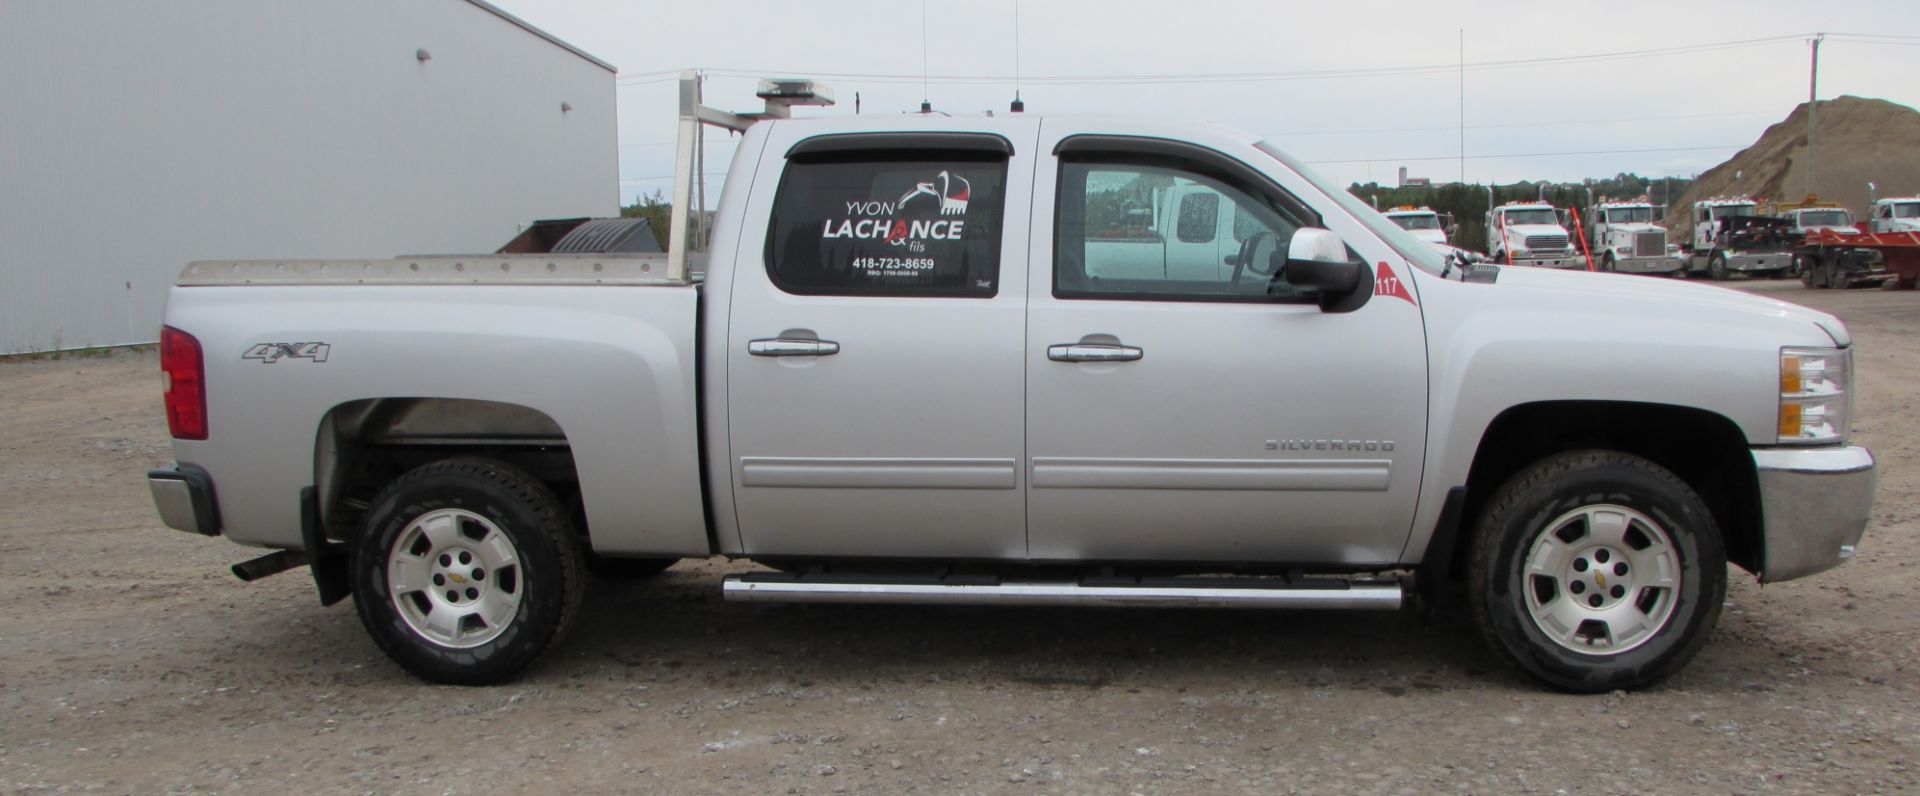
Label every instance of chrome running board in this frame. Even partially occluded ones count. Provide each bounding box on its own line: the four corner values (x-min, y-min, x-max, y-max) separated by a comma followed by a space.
721, 573, 1403, 610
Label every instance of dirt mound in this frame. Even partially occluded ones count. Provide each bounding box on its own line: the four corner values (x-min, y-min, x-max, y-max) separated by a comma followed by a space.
1666, 95, 1920, 239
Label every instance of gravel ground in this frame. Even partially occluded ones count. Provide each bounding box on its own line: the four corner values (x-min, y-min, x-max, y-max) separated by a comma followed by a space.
1, 280, 1916, 795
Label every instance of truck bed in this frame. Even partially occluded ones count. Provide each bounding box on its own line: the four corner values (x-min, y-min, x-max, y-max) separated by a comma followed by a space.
163, 255, 708, 555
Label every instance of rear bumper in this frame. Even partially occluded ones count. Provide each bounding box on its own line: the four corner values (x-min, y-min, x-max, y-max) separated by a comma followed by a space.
1752, 446, 1875, 582
149, 465, 221, 536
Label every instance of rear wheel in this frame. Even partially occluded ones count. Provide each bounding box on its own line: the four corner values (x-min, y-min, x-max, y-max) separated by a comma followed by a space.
352, 458, 584, 685
1468, 450, 1726, 692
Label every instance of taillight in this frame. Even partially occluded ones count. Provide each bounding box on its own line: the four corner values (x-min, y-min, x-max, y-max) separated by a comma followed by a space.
160, 326, 207, 440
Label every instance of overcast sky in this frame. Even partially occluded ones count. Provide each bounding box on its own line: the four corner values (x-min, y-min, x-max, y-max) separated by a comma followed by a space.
489, 0, 1920, 205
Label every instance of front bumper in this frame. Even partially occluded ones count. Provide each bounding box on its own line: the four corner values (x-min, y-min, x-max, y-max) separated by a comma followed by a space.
1611, 254, 1682, 274
1510, 252, 1584, 269
1752, 446, 1875, 582
149, 465, 221, 536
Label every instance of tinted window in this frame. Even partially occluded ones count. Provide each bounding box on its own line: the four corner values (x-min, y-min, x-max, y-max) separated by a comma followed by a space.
1055, 161, 1316, 302
767, 156, 1007, 297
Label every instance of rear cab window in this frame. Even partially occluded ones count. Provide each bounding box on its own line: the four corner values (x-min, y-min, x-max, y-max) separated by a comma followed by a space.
765, 149, 1009, 297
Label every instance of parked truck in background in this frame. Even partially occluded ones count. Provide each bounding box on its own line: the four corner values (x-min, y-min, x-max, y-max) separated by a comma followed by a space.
1585, 201, 1678, 275
1384, 206, 1450, 248
1486, 201, 1582, 268
1869, 197, 1920, 233
145, 74, 1877, 693
1685, 198, 1795, 280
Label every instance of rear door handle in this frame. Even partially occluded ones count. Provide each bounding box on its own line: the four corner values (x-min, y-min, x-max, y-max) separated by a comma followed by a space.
749, 338, 840, 357
1047, 343, 1142, 363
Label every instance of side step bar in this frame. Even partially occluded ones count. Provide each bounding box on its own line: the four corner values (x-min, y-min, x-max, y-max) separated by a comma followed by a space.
722, 573, 1403, 610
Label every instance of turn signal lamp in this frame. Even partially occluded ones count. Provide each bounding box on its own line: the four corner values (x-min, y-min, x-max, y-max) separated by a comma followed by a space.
1777, 347, 1849, 444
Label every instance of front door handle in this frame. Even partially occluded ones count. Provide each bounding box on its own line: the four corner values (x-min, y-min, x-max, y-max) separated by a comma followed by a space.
749, 337, 840, 357
1047, 343, 1143, 363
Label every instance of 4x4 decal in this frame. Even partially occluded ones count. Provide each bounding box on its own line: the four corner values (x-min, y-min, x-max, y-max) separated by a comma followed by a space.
242, 342, 330, 364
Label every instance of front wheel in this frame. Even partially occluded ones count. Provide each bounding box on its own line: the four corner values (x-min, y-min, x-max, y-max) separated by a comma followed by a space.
352, 458, 585, 685
1708, 252, 1730, 281
1600, 253, 1617, 273
1468, 450, 1726, 692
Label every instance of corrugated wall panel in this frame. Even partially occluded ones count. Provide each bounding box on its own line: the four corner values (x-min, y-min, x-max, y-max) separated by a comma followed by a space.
0, 0, 617, 353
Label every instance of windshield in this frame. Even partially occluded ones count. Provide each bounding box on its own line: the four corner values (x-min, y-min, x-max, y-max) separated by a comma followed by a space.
1797, 210, 1851, 227
1501, 208, 1558, 226
1390, 214, 1440, 230
1604, 206, 1654, 223
1897, 203, 1920, 219
1253, 140, 1447, 275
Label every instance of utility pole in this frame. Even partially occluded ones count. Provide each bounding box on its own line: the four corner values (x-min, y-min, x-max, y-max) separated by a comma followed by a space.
1808, 33, 1824, 198
1459, 28, 1466, 187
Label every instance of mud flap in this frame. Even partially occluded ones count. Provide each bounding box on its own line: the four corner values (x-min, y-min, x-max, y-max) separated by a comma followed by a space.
1415, 487, 1469, 618
301, 487, 352, 606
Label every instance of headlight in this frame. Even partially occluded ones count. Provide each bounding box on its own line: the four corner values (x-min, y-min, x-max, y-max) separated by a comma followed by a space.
1778, 346, 1852, 444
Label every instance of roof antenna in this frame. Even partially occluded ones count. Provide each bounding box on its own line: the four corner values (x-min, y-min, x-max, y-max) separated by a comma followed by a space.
1009, 0, 1025, 113
919, 0, 932, 113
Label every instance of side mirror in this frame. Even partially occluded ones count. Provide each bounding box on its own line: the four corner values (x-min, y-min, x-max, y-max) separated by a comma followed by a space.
1279, 228, 1371, 312
1282, 228, 1360, 292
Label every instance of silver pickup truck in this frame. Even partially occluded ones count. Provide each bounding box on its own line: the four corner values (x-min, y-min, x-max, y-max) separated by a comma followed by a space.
147, 77, 1875, 692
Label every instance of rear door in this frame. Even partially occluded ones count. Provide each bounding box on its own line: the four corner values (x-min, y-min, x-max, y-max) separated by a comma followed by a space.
724, 122, 1040, 559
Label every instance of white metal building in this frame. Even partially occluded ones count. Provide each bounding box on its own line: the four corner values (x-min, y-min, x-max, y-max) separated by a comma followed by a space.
0, 0, 617, 354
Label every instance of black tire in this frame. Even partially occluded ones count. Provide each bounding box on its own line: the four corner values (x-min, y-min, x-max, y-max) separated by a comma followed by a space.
351, 458, 585, 685
584, 553, 678, 579
1798, 255, 1819, 288
1600, 253, 1617, 273
1708, 252, 1730, 281
1468, 450, 1726, 692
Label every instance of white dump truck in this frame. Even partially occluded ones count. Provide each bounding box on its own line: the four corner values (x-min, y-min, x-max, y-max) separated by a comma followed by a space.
1486, 201, 1581, 268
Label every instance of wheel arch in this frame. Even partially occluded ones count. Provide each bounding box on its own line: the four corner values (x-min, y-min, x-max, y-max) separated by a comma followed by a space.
316, 398, 583, 545
1453, 400, 1763, 577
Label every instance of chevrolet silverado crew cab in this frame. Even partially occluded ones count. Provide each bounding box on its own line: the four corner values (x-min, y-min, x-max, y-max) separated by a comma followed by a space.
146, 76, 1876, 692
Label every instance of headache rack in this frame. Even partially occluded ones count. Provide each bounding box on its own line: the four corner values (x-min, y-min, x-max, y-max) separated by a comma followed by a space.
664, 71, 834, 282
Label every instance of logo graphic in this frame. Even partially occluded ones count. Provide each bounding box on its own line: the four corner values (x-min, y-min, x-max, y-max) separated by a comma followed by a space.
821, 169, 973, 248
1374, 262, 1416, 306
243, 342, 331, 364
897, 171, 970, 215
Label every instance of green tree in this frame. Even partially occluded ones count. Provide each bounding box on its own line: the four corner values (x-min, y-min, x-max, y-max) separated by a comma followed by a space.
620, 190, 673, 249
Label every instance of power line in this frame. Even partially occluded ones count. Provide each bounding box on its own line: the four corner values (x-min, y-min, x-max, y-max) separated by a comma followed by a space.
1268, 109, 1777, 137
618, 33, 1808, 87
614, 30, 1915, 88
1307, 144, 1745, 166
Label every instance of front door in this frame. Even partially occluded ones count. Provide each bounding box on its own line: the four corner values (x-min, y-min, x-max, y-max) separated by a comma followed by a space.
725, 122, 1039, 559
1024, 133, 1429, 566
